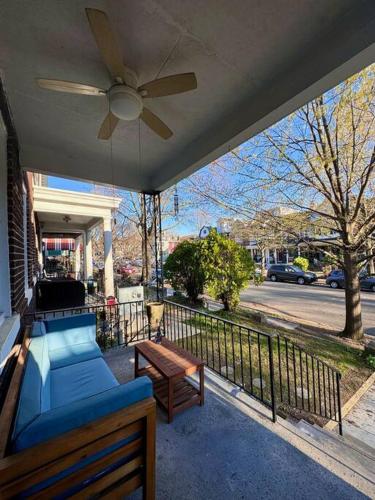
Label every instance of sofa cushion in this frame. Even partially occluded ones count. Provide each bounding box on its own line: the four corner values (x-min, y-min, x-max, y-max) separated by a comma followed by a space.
50, 357, 119, 409
12, 336, 51, 440
13, 376, 153, 451
44, 313, 97, 347
48, 341, 102, 370
31, 321, 46, 338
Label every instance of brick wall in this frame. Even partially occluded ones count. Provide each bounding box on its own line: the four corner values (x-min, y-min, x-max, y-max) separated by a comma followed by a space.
26, 171, 39, 287
7, 136, 27, 314
2, 91, 39, 315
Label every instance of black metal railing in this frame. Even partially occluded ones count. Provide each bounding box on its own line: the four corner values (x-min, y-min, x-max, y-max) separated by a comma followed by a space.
25, 298, 343, 433
162, 300, 342, 434
163, 300, 277, 422
27, 300, 149, 350
273, 334, 342, 433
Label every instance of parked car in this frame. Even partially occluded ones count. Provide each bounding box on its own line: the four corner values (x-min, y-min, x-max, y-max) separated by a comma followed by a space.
118, 265, 136, 275
326, 269, 375, 291
267, 264, 317, 285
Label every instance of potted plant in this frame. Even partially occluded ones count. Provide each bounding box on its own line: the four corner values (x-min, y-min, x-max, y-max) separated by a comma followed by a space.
146, 301, 164, 332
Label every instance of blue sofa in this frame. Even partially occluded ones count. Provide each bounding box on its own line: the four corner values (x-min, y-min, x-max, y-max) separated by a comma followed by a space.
1, 313, 156, 498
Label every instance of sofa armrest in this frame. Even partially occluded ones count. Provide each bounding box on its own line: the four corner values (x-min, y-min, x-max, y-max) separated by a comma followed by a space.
13, 376, 152, 452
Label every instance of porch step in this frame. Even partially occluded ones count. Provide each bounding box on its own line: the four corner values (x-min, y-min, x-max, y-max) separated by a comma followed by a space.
295, 419, 375, 485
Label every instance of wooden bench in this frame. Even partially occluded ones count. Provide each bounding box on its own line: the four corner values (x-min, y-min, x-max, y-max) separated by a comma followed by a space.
0, 328, 156, 499
135, 338, 204, 423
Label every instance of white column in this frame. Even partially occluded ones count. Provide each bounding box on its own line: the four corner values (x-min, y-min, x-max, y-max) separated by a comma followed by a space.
38, 229, 44, 272
74, 235, 81, 279
273, 249, 277, 264
286, 248, 289, 263
103, 217, 114, 297
265, 248, 270, 266
85, 229, 93, 279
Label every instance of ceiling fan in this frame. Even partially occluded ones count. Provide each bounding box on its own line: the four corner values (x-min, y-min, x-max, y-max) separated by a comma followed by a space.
36, 8, 197, 140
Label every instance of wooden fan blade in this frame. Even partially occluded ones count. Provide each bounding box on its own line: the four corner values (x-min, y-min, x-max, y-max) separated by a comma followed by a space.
98, 112, 119, 140
37, 79, 105, 96
141, 108, 173, 140
85, 8, 127, 83
138, 73, 197, 98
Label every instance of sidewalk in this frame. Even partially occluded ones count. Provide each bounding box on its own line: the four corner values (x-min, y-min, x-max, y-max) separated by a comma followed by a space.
343, 381, 375, 450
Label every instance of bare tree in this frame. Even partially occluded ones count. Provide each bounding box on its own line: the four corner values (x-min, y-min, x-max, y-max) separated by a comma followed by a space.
188, 64, 375, 340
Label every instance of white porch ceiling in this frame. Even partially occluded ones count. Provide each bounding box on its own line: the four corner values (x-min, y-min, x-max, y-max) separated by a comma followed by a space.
1, 1, 374, 192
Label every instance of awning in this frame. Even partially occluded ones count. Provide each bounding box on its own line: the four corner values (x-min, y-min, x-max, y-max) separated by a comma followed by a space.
43, 238, 75, 251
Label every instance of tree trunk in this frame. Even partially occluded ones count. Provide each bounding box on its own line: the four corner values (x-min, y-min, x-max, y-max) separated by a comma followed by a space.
341, 251, 364, 340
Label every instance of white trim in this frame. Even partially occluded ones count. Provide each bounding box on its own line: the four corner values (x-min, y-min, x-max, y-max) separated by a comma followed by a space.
25, 286, 33, 305
0, 115, 11, 318
0, 314, 20, 374
22, 183, 29, 297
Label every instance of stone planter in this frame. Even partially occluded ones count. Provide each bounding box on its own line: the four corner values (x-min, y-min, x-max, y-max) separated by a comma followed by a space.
146, 301, 164, 331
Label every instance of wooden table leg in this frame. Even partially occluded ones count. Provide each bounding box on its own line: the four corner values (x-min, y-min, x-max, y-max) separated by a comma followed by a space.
199, 365, 205, 406
135, 347, 139, 378
168, 378, 174, 423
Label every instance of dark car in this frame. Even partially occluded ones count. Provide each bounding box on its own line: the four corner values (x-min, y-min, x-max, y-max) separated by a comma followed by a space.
267, 264, 317, 285
326, 269, 375, 291
325, 269, 345, 289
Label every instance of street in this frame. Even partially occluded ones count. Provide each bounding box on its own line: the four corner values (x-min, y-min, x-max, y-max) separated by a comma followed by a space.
240, 281, 375, 336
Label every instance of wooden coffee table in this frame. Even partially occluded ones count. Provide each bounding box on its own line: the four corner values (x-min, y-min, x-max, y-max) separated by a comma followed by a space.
135, 338, 204, 423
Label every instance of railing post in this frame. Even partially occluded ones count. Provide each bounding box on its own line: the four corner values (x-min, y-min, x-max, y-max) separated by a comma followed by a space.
336, 372, 343, 436
267, 334, 277, 423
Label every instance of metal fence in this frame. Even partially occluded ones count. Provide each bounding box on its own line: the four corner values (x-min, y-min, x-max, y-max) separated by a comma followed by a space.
163, 300, 278, 421
26, 298, 343, 433
162, 300, 342, 433
28, 300, 149, 350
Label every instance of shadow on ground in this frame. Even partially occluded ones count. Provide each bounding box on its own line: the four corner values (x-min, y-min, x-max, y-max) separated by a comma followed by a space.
104, 347, 367, 500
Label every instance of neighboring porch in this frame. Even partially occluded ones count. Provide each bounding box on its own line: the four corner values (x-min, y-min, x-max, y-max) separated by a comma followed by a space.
33, 183, 121, 299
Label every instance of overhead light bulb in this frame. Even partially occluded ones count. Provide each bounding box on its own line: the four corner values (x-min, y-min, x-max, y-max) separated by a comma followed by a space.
109, 85, 143, 121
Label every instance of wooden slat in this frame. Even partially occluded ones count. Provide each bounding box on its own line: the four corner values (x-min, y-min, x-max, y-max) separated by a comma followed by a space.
0, 398, 155, 485
0, 329, 30, 458
1, 421, 143, 497
136, 338, 204, 378
31, 438, 143, 499
173, 395, 200, 414
101, 472, 143, 499
144, 407, 156, 500
70, 456, 143, 498
174, 388, 198, 407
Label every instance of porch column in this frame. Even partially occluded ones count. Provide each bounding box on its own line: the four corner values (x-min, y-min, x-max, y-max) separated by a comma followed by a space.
265, 248, 270, 266
103, 217, 114, 297
286, 248, 289, 263
274, 249, 278, 264
85, 229, 93, 279
74, 235, 81, 279
38, 228, 43, 274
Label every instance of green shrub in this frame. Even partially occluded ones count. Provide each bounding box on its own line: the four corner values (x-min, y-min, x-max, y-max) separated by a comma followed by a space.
293, 256, 309, 271
164, 240, 205, 303
200, 230, 259, 311
366, 354, 375, 369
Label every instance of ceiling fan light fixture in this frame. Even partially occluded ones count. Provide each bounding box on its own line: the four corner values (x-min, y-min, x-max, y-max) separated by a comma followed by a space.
109, 85, 143, 121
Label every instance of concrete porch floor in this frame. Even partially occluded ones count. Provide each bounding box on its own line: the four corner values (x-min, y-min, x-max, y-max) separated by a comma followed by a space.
104, 346, 369, 500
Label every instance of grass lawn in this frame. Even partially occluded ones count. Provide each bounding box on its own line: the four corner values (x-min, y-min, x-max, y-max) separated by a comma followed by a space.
164, 299, 373, 425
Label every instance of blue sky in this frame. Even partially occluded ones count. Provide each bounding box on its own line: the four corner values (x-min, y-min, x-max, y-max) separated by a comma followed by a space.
46, 175, 201, 236
48, 176, 93, 193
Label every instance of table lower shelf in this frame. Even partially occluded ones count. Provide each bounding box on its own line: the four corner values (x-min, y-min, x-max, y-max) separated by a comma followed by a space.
137, 365, 201, 417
